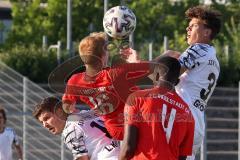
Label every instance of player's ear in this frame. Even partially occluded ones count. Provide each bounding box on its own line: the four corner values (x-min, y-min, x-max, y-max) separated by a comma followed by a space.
204, 28, 211, 38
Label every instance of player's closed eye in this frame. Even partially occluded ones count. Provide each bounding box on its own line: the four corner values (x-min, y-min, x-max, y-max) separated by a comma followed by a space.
43, 116, 50, 122
187, 24, 199, 30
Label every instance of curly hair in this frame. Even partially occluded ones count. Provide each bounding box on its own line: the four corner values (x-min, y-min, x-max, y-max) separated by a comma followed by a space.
185, 5, 222, 39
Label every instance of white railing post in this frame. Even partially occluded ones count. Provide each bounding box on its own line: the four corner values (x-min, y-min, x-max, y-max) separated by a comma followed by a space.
67, 0, 73, 57
23, 77, 27, 160
238, 81, 240, 160
149, 42, 153, 61
163, 36, 168, 52
104, 0, 108, 13
201, 114, 207, 160
61, 136, 65, 160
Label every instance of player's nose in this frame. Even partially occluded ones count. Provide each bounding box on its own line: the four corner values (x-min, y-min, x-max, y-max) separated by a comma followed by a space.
43, 121, 49, 128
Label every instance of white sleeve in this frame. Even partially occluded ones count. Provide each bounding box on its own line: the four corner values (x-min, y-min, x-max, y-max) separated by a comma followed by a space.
11, 128, 20, 145
179, 44, 208, 69
64, 124, 88, 159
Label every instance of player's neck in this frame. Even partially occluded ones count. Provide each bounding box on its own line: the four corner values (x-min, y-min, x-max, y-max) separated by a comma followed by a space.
85, 64, 103, 77
192, 39, 211, 45
157, 81, 175, 91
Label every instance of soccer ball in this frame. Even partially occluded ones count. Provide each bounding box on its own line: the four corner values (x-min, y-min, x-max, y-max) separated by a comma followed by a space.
103, 6, 136, 39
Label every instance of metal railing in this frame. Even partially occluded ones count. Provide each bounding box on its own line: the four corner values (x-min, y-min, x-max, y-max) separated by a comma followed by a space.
0, 61, 72, 160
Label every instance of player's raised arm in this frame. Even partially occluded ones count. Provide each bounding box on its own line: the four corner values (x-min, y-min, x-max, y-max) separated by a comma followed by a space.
110, 55, 169, 83
119, 125, 138, 160
119, 96, 139, 160
12, 132, 23, 160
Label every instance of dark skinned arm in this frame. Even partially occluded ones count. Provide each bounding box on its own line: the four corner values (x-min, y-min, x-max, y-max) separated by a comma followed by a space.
119, 124, 138, 160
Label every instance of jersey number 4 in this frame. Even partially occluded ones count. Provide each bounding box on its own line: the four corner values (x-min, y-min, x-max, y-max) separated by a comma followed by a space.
161, 104, 176, 144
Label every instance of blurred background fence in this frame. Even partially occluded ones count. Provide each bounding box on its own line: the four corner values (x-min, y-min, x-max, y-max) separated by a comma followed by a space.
0, 61, 72, 160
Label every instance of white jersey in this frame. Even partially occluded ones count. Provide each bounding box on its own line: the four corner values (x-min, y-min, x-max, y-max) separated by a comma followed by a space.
0, 127, 20, 160
176, 43, 220, 135
62, 111, 120, 160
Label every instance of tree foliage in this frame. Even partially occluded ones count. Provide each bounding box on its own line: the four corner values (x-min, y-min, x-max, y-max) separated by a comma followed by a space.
1, 0, 240, 86
0, 45, 58, 83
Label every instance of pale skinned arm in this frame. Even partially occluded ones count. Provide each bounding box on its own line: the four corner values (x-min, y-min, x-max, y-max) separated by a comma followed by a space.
14, 144, 23, 160
120, 48, 169, 73
76, 155, 90, 160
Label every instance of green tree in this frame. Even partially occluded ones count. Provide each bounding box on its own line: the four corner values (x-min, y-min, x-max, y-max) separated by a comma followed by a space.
0, 45, 58, 83
2, 0, 240, 85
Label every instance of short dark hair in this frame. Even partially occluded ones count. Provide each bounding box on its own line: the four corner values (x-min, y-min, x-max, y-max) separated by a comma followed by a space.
0, 107, 7, 124
185, 5, 222, 39
155, 56, 181, 85
32, 97, 62, 120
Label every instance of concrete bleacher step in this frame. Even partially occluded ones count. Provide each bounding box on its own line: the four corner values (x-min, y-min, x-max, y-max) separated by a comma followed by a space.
26, 139, 61, 150
207, 117, 238, 129
206, 106, 238, 111
25, 149, 72, 160
207, 151, 238, 160
206, 106, 238, 118
206, 87, 238, 160
212, 87, 238, 97
26, 149, 61, 160
207, 128, 238, 140
207, 139, 237, 151
208, 96, 238, 106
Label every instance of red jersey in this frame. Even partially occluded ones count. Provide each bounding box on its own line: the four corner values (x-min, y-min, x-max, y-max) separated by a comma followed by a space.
62, 63, 151, 140
124, 87, 194, 160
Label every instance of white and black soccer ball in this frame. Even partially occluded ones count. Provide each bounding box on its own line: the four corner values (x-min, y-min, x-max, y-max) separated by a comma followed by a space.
103, 6, 136, 39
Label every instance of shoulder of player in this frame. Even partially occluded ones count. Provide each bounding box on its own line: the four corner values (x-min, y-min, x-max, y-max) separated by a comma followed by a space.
166, 92, 190, 112
5, 127, 15, 132
4, 127, 16, 135
67, 72, 85, 83
126, 89, 152, 107
188, 43, 215, 56
63, 120, 84, 137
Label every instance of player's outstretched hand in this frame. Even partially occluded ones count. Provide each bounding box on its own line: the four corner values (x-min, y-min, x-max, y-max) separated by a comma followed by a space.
120, 48, 140, 63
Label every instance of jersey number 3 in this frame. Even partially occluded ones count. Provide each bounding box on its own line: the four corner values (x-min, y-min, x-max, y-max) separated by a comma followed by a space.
161, 104, 176, 143
200, 73, 216, 101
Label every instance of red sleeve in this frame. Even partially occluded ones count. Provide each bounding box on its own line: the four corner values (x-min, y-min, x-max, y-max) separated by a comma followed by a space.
62, 93, 76, 104
179, 117, 195, 156
124, 96, 142, 128
62, 76, 78, 104
109, 62, 151, 83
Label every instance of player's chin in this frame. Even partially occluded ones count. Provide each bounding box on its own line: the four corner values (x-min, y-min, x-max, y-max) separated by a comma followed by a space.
50, 129, 61, 135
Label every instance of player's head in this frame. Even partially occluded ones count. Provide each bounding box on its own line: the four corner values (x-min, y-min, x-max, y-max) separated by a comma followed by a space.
0, 107, 7, 127
79, 32, 108, 67
32, 97, 67, 135
185, 5, 221, 45
153, 56, 181, 87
